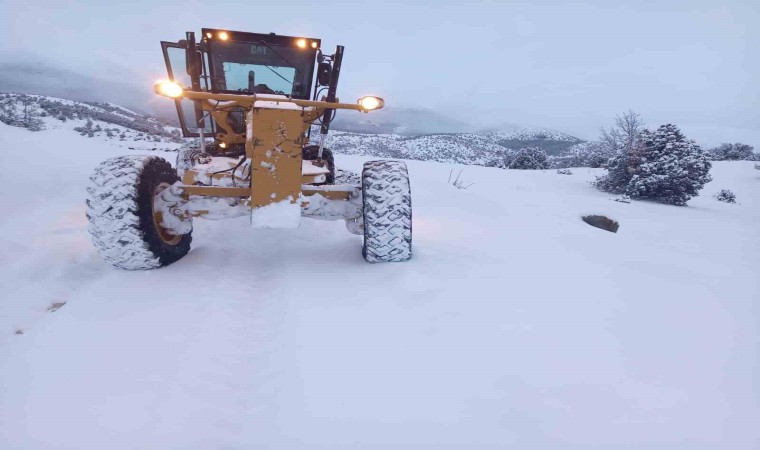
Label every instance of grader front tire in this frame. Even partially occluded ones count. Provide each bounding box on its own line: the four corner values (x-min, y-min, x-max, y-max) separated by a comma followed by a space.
361, 160, 412, 263
86, 155, 192, 270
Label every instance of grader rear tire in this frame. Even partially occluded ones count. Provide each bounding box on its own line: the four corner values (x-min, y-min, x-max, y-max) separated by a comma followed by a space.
361, 160, 412, 263
86, 155, 192, 270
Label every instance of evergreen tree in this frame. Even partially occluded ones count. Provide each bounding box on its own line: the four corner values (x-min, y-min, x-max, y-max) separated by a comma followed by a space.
593, 149, 636, 194
0, 97, 20, 126
596, 124, 712, 205
624, 124, 712, 205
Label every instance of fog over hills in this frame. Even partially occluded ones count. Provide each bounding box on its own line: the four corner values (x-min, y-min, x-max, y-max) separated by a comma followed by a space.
1, 55, 758, 150
329, 106, 476, 135
0, 56, 484, 137
0, 55, 554, 139
0, 54, 176, 120
0, 93, 590, 170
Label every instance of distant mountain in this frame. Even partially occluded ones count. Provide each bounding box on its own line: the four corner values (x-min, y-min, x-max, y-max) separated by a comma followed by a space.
483, 128, 584, 155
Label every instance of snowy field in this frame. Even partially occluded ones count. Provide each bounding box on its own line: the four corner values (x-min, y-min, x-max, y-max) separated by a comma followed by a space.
0, 122, 758, 449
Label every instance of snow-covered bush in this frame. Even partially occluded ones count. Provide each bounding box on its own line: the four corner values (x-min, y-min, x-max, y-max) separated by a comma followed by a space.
595, 124, 712, 206
755, 163, 760, 171
509, 147, 550, 170
709, 143, 755, 161
556, 168, 573, 175
499, 148, 519, 169
714, 189, 736, 204
74, 119, 97, 137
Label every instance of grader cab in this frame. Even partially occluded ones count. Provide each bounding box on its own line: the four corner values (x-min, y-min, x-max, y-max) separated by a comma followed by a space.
86, 28, 412, 269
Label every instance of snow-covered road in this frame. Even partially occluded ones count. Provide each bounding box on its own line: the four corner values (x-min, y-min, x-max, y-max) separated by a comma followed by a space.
1, 123, 758, 449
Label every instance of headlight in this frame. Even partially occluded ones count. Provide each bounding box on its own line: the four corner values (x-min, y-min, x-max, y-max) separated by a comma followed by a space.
358, 96, 384, 111
154, 81, 184, 98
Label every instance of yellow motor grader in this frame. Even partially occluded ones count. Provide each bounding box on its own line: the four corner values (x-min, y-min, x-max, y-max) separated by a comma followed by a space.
86, 28, 412, 269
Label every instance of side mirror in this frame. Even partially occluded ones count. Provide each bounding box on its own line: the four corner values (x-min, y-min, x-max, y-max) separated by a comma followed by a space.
317, 62, 332, 86
186, 52, 202, 79
185, 32, 201, 80
248, 70, 256, 92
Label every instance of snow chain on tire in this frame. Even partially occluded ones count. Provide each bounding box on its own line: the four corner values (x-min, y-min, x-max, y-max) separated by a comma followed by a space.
86, 155, 192, 270
362, 160, 412, 262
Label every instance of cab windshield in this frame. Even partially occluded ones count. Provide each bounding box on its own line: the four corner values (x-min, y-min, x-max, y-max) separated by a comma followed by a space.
208, 41, 315, 99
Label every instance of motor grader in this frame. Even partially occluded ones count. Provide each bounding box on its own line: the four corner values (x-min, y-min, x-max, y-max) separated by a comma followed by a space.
86, 28, 412, 269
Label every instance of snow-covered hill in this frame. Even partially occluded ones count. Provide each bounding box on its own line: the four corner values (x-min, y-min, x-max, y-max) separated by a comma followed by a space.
321, 127, 583, 166
2, 92, 585, 167
0, 93, 185, 153
0, 121, 758, 449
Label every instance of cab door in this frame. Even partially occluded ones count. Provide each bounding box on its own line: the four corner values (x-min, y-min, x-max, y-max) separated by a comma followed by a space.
160, 41, 214, 138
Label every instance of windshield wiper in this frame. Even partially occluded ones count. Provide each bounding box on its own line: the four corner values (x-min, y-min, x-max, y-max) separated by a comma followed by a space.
256, 40, 304, 78
262, 65, 293, 86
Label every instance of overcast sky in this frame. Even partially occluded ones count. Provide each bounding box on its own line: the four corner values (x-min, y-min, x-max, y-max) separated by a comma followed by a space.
1, 0, 758, 143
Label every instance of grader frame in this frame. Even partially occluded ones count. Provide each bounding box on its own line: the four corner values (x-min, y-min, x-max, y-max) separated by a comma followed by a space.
155, 29, 383, 230
155, 89, 372, 231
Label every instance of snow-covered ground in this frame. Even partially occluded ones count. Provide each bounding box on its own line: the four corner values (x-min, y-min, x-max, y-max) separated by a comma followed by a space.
0, 122, 758, 449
